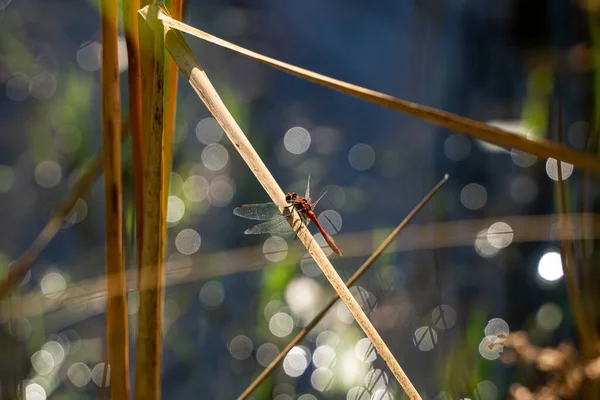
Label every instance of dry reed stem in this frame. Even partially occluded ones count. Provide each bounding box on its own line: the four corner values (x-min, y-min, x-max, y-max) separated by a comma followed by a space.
135, 6, 166, 400
237, 174, 448, 399
555, 106, 598, 398
149, 11, 600, 176
555, 116, 595, 355
4, 211, 600, 322
162, 0, 182, 210
123, 0, 145, 272
139, 4, 421, 398
100, 0, 130, 397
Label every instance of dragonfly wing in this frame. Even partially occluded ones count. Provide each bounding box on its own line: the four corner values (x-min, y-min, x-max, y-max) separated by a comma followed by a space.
305, 174, 311, 202
234, 202, 282, 221
244, 216, 293, 235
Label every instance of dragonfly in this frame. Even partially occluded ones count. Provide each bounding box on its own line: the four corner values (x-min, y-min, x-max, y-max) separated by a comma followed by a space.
233, 176, 343, 256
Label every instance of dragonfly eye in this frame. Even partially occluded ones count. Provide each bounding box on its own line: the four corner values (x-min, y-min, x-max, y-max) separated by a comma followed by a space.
285, 192, 297, 203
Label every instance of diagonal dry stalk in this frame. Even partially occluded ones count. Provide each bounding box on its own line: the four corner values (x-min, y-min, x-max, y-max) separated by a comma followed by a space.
150, 11, 600, 176
238, 175, 448, 399
139, 4, 422, 398
100, 0, 130, 397
135, 5, 167, 400
0, 121, 130, 302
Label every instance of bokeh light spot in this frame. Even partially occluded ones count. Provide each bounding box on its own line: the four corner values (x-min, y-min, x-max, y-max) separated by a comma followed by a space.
199, 281, 225, 309
510, 149, 537, 168
485, 318, 509, 338
317, 210, 343, 235
269, 312, 294, 337
41, 271, 67, 298
284, 127, 311, 154
175, 229, 201, 255
263, 236, 288, 262
283, 346, 309, 377
475, 380, 498, 400
487, 222, 513, 249
31, 72, 57, 100
195, 117, 224, 144
316, 331, 339, 348
208, 177, 235, 207
166, 196, 185, 224
67, 362, 92, 388
474, 229, 500, 258
538, 251, 563, 282
6, 72, 31, 101
183, 175, 209, 202
546, 159, 574, 181
31, 350, 54, 375
461, 183, 487, 210
365, 369, 389, 391
256, 343, 279, 367
355, 338, 376, 363
201, 143, 229, 171
311, 367, 334, 392
42, 341, 65, 365
444, 134, 471, 161
35, 160, 62, 188
431, 305, 457, 330
312, 345, 336, 369
348, 143, 375, 171
536, 303, 562, 331
91, 363, 110, 387
77, 41, 102, 72
347, 387, 370, 400
336, 302, 354, 324
300, 255, 322, 277
25, 383, 46, 400
228, 335, 253, 360
479, 336, 503, 360
413, 326, 437, 351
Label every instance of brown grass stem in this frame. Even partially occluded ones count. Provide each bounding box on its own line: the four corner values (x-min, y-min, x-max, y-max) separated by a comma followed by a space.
135, 6, 166, 400
0, 122, 129, 302
139, 4, 422, 398
122, 0, 145, 274
162, 0, 182, 210
100, 0, 130, 396
237, 174, 448, 399
556, 140, 594, 354
4, 212, 600, 323
149, 11, 600, 176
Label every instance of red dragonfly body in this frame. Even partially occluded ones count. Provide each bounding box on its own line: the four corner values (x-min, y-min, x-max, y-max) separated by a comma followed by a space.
234, 177, 342, 256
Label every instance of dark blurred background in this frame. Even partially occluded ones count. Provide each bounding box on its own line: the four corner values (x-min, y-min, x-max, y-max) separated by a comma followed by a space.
0, 0, 597, 399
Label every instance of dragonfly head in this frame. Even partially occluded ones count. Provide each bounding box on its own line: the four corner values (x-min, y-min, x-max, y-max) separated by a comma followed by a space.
285, 191, 298, 204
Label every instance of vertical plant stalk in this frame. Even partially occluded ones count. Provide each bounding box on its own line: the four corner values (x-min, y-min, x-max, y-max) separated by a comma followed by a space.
162, 0, 182, 204
135, 6, 166, 400
555, 104, 598, 398
122, 0, 145, 273
100, 0, 130, 397
139, 5, 422, 398
237, 175, 448, 399
555, 108, 594, 355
